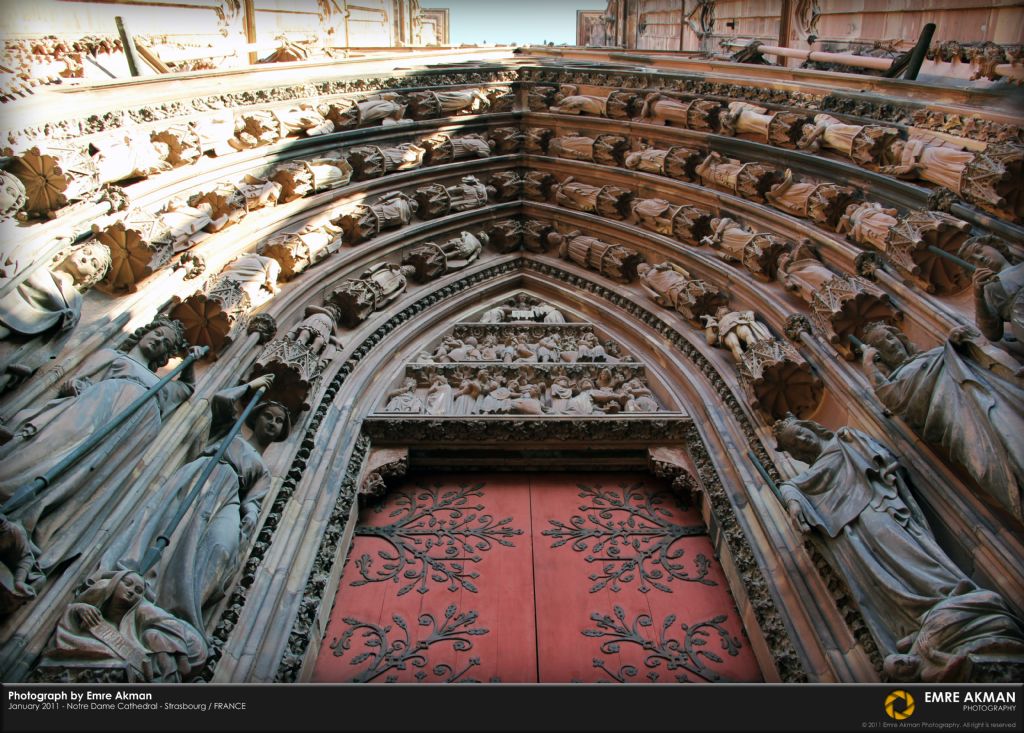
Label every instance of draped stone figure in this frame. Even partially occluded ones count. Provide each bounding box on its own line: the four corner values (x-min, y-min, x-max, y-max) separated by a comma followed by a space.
797, 114, 900, 166
637, 261, 727, 326
861, 321, 1024, 520
766, 170, 856, 229
106, 376, 289, 637
549, 94, 607, 116
335, 191, 418, 244
327, 262, 413, 327
347, 143, 425, 180
424, 375, 453, 416
407, 88, 490, 119
0, 513, 42, 614
773, 416, 978, 653
550, 230, 644, 283
37, 569, 207, 682
401, 231, 484, 283
319, 93, 408, 128
880, 139, 977, 192
959, 237, 1023, 344
0, 242, 111, 340
0, 318, 197, 571
383, 377, 424, 413
723, 101, 774, 139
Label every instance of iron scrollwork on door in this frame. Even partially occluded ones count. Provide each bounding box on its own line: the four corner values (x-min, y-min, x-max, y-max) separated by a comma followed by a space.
351, 481, 523, 595
582, 605, 742, 683
331, 604, 489, 683
543, 482, 714, 593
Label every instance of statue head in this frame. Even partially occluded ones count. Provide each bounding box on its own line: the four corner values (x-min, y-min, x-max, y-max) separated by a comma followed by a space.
123, 317, 188, 370
957, 236, 1013, 272
76, 569, 151, 614
773, 413, 833, 464
862, 321, 916, 369
55, 242, 112, 291
0, 170, 27, 217
246, 400, 292, 444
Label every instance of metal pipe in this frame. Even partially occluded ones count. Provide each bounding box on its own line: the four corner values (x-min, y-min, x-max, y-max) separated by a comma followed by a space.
724, 40, 896, 71
114, 16, 141, 77
747, 450, 785, 505
927, 245, 976, 272
1, 346, 209, 514
995, 63, 1024, 83
138, 385, 266, 573
895, 23, 935, 81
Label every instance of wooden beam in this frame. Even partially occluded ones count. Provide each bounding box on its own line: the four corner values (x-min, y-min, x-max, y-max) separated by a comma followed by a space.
243, 0, 258, 65
134, 39, 171, 73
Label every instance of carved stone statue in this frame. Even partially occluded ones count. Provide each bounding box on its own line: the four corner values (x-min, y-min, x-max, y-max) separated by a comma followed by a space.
0, 318, 197, 571
0, 242, 111, 341
327, 262, 413, 327
485, 127, 523, 155
0, 513, 42, 614
738, 338, 823, 419
335, 191, 418, 244
548, 133, 628, 166
273, 103, 334, 137
774, 415, 981, 653
637, 261, 727, 326
489, 171, 524, 202
959, 237, 1023, 343
639, 94, 726, 132
552, 177, 633, 219
549, 94, 607, 116
383, 377, 424, 413
407, 88, 490, 119
883, 590, 1024, 682
230, 110, 282, 150
261, 221, 342, 280
90, 130, 171, 185
523, 171, 557, 202
797, 114, 901, 167
485, 218, 524, 253
523, 127, 554, 155
421, 133, 493, 164
424, 375, 453, 416
413, 175, 492, 219
766, 170, 857, 229
631, 198, 714, 246
623, 145, 702, 181
106, 376, 288, 637
169, 254, 281, 354
347, 143, 425, 180
0, 170, 27, 219
695, 152, 784, 202
776, 241, 897, 359
880, 139, 978, 192
838, 201, 898, 251
479, 294, 566, 324
861, 321, 1024, 520
400, 231, 485, 283
703, 306, 772, 362
269, 157, 353, 202
703, 217, 788, 281
36, 569, 207, 682
723, 101, 774, 139
549, 230, 644, 283
319, 93, 408, 128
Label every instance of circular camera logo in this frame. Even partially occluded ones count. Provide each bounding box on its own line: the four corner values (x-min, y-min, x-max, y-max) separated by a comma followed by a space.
884, 690, 915, 720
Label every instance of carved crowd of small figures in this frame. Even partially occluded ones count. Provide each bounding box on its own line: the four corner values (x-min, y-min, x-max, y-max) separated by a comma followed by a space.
544, 83, 1023, 222
381, 368, 661, 416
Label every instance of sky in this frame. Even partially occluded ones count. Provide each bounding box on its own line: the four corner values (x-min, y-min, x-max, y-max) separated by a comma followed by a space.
443, 0, 607, 46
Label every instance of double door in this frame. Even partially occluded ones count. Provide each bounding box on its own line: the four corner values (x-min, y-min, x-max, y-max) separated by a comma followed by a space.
312, 472, 762, 683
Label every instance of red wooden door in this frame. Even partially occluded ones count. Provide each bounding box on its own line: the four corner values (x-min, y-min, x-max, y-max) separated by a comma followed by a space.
312, 473, 762, 683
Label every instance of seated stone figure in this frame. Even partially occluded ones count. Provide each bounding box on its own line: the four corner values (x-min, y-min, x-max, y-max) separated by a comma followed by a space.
37, 569, 207, 682
959, 236, 1023, 344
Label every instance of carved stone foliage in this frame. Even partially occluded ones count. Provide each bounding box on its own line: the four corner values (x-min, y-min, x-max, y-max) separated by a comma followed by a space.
261, 222, 342, 280
350, 482, 522, 595
551, 230, 645, 283
543, 482, 712, 593
553, 178, 633, 219
326, 262, 412, 327
739, 338, 823, 419
637, 261, 728, 327
703, 218, 789, 282
400, 231, 485, 283
168, 254, 280, 355
443, 324, 630, 363
347, 142, 425, 180
778, 244, 899, 359
412, 175, 492, 219
331, 604, 491, 683
582, 606, 742, 683
334, 191, 417, 244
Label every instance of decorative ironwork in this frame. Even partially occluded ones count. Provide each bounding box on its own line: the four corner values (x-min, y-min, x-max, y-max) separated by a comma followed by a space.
582, 606, 742, 683
331, 604, 489, 683
543, 483, 713, 593
352, 482, 523, 595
